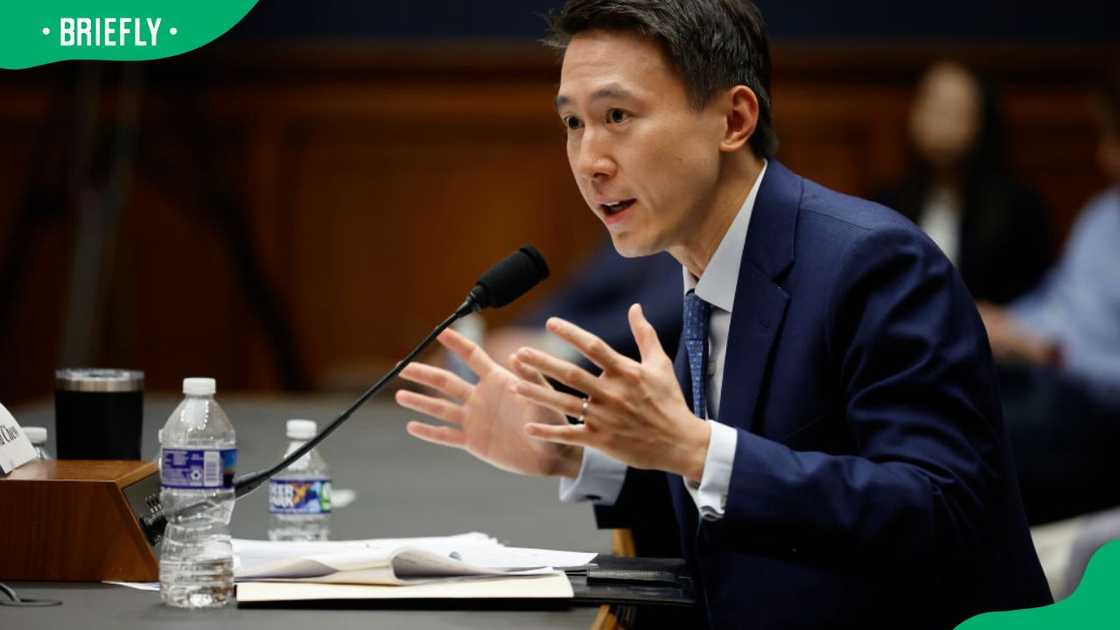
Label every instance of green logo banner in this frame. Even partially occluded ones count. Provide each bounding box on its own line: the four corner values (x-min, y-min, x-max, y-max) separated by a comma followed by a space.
0, 0, 259, 70
958, 540, 1120, 628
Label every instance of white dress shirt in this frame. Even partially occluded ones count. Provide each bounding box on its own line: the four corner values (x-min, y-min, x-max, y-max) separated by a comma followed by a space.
559, 161, 768, 520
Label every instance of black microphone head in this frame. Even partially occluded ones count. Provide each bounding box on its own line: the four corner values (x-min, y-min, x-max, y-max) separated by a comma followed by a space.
471, 245, 550, 309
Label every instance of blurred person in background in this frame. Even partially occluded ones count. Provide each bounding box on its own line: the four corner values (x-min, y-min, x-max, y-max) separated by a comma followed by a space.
980, 66, 1120, 525
879, 61, 1054, 305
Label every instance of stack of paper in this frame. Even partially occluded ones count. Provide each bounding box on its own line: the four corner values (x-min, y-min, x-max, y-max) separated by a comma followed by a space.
232, 532, 597, 603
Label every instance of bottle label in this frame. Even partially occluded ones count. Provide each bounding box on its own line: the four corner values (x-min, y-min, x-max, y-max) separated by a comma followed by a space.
160, 448, 237, 489
269, 479, 332, 514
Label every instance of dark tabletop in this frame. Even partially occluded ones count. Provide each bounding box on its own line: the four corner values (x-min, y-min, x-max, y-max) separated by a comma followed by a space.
3, 394, 613, 629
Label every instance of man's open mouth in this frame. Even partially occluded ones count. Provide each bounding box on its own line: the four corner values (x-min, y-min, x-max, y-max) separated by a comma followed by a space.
600, 199, 636, 216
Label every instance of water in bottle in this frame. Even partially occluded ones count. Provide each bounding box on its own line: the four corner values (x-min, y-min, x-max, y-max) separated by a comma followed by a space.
24, 426, 52, 460
268, 419, 331, 541
158, 377, 237, 608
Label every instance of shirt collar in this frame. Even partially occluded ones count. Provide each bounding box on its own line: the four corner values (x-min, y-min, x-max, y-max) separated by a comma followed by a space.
682, 160, 768, 313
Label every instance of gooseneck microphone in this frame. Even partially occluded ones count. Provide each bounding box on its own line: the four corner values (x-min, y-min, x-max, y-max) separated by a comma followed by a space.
139, 245, 549, 543
468, 244, 549, 309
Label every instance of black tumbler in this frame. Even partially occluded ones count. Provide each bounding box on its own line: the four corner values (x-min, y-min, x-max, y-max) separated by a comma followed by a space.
55, 368, 144, 460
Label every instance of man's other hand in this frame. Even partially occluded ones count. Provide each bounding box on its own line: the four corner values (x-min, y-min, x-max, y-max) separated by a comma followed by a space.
513, 304, 711, 483
395, 328, 583, 478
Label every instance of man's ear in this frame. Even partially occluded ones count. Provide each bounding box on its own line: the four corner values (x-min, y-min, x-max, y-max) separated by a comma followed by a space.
720, 85, 760, 153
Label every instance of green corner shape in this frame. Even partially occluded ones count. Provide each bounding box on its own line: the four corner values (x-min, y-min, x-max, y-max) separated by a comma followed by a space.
958, 539, 1120, 629
1, 1, 259, 70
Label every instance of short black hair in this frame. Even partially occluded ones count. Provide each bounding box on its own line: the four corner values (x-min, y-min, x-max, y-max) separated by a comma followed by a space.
545, 0, 778, 159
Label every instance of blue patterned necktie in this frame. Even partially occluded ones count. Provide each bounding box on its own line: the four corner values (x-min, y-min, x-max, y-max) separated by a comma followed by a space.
683, 290, 711, 419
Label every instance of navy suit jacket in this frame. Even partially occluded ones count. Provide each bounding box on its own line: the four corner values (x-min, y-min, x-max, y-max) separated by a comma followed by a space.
597, 162, 1051, 629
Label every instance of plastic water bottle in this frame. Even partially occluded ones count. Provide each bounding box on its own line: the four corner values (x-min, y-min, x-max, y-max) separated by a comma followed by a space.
158, 378, 237, 608
24, 426, 52, 460
268, 419, 331, 541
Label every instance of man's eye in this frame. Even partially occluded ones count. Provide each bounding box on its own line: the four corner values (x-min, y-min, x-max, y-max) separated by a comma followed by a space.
563, 116, 582, 130
608, 109, 630, 124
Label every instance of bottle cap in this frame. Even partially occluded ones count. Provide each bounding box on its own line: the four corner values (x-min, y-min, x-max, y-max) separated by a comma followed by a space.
183, 377, 216, 396
24, 426, 47, 444
287, 419, 318, 440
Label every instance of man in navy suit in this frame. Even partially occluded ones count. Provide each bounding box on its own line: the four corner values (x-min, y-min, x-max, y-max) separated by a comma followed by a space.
394, 0, 1051, 627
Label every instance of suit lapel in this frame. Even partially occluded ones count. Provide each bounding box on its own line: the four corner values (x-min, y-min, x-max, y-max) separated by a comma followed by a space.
719, 266, 789, 433
717, 161, 800, 434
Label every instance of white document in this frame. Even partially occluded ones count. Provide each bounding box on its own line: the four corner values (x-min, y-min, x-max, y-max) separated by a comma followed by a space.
237, 546, 556, 586
237, 571, 574, 603
233, 532, 499, 573
105, 534, 596, 600
0, 403, 35, 474
233, 533, 598, 586
453, 545, 598, 570
103, 581, 160, 591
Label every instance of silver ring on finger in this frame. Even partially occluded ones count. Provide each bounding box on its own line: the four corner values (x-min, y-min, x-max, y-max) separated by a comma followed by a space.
576, 396, 591, 424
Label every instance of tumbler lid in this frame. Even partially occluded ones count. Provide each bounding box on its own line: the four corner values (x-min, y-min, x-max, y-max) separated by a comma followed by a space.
55, 368, 144, 392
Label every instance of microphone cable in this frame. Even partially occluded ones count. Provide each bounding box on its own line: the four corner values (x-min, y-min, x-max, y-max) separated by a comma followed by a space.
0, 582, 61, 607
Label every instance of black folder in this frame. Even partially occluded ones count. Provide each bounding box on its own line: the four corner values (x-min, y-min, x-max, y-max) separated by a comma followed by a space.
571, 555, 695, 607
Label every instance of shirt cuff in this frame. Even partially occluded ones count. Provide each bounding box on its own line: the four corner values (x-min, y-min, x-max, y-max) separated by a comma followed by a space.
684, 420, 738, 521
559, 447, 627, 505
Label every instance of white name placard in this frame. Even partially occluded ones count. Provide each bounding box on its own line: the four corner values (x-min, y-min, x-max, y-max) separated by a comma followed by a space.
0, 402, 35, 474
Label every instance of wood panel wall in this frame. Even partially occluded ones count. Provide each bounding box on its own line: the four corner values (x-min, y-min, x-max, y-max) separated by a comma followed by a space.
0, 43, 1115, 404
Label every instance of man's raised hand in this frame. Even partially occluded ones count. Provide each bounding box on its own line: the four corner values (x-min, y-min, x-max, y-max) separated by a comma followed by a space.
395, 328, 582, 477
